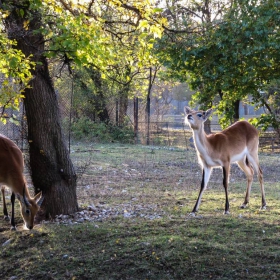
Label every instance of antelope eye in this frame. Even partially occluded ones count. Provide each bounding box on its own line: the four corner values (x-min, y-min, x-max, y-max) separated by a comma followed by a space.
25, 209, 30, 215
197, 113, 202, 118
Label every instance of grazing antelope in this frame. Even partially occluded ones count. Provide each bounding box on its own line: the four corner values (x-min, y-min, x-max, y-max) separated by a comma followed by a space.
0, 134, 44, 230
184, 106, 266, 215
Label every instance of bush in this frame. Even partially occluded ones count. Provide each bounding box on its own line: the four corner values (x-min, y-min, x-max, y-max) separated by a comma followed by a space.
70, 117, 134, 143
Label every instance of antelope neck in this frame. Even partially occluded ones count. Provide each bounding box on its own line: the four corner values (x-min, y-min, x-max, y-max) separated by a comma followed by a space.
192, 126, 208, 153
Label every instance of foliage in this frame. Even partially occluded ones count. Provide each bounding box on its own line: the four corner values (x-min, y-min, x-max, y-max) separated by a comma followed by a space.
108, 120, 134, 143
41, 0, 167, 98
71, 116, 134, 143
249, 79, 280, 136
157, 0, 280, 128
42, 0, 170, 129
1, 0, 168, 126
0, 34, 34, 121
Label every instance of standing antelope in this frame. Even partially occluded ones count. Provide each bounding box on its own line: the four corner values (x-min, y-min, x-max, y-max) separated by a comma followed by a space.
184, 106, 266, 215
0, 134, 44, 230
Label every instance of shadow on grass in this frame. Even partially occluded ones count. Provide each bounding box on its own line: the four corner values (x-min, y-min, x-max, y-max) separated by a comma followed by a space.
1, 212, 280, 280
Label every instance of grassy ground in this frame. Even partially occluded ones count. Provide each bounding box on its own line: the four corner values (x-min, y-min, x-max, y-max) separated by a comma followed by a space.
1, 143, 280, 280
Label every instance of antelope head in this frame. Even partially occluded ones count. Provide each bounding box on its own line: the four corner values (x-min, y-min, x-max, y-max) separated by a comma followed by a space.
17, 187, 44, 230
184, 106, 213, 130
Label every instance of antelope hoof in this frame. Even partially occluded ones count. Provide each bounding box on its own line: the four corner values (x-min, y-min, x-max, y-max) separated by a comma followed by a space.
260, 205, 266, 210
10, 226, 17, 231
240, 204, 247, 209
224, 210, 230, 215
188, 212, 196, 217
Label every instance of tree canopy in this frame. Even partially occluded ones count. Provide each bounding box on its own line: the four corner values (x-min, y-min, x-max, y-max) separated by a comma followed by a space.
0, 0, 167, 105
1, 0, 280, 128
157, 0, 280, 128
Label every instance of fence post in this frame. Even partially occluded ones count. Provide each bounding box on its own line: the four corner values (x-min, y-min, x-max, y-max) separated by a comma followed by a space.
116, 99, 119, 126
134, 97, 138, 144
166, 122, 170, 146
68, 77, 74, 153
146, 95, 150, 145
146, 67, 153, 145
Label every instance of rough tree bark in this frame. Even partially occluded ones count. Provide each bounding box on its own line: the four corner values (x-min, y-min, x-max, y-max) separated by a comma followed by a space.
3, 0, 78, 219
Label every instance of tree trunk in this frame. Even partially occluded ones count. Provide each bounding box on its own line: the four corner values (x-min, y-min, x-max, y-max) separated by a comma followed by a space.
118, 66, 131, 126
204, 119, 211, 134
244, 103, 249, 115
24, 66, 78, 218
233, 100, 240, 123
218, 89, 240, 124
4, 0, 78, 219
119, 91, 129, 125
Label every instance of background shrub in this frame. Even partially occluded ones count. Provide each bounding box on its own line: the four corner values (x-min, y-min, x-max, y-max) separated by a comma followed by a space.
70, 117, 134, 143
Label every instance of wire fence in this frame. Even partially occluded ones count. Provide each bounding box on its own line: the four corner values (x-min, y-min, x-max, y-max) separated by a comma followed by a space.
0, 102, 279, 154
0, 98, 279, 211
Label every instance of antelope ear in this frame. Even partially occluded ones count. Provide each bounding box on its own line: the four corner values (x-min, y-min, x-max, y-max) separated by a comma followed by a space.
184, 106, 192, 115
204, 108, 213, 120
34, 192, 44, 207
